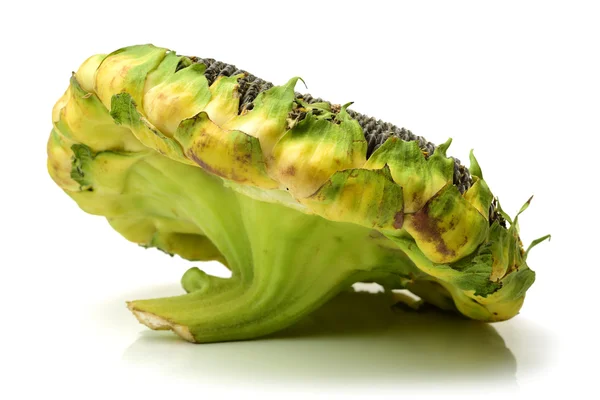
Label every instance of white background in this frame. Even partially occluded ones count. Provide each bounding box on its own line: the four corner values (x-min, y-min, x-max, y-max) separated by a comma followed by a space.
1, 1, 598, 398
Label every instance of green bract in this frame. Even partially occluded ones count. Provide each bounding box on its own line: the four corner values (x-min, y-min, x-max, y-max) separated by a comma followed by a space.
47, 45, 549, 343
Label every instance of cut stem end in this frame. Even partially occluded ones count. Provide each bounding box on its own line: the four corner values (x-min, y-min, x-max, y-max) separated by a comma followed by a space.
127, 302, 196, 343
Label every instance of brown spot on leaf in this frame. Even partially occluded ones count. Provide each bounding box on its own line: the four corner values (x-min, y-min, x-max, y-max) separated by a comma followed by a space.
188, 152, 226, 178
410, 204, 455, 258
284, 165, 296, 176
460, 235, 469, 248
393, 212, 404, 229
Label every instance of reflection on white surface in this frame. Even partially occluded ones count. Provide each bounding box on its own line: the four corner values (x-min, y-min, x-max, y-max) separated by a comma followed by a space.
111, 285, 545, 391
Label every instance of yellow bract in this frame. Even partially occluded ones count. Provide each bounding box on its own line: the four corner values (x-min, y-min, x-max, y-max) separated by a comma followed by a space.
75, 54, 106, 93
175, 113, 278, 189
271, 138, 364, 198
301, 168, 404, 230
46, 129, 79, 191
404, 185, 488, 264
94, 45, 167, 108
143, 64, 210, 137
203, 75, 243, 126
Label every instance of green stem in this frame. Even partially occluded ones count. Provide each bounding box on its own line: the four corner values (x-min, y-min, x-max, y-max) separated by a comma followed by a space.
126, 155, 425, 342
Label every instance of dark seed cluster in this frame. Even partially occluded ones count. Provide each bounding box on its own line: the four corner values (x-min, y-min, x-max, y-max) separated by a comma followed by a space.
453, 163, 472, 194
189, 56, 479, 198
193, 57, 274, 113
286, 105, 308, 129
489, 198, 507, 228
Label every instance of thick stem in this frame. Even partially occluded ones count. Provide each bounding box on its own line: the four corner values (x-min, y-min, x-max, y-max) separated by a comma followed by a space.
126, 155, 424, 342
